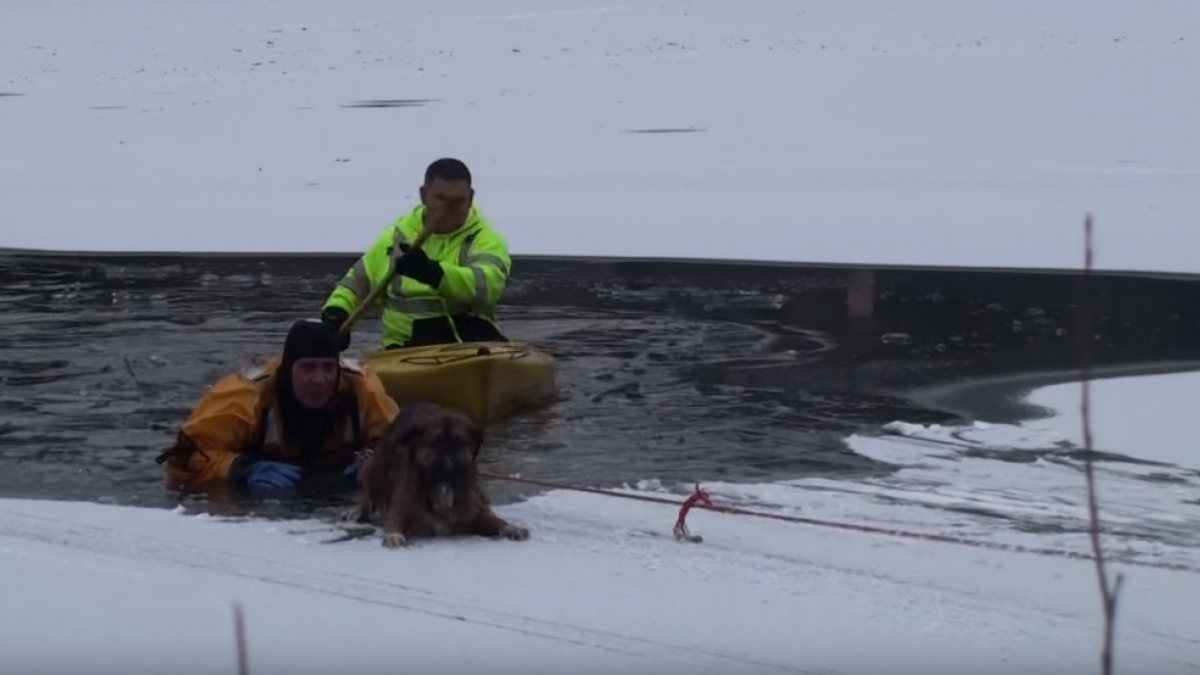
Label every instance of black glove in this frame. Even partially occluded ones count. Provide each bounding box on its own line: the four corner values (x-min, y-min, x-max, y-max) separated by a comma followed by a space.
396, 245, 445, 288
321, 306, 351, 352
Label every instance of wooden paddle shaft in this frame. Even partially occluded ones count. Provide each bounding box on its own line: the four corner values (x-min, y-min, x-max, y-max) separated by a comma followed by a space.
336, 227, 433, 339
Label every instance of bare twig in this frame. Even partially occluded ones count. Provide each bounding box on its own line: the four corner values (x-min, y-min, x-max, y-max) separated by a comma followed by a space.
1078, 214, 1124, 675
122, 355, 151, 398
122, 356, 142, 387
233, 602, 250, 675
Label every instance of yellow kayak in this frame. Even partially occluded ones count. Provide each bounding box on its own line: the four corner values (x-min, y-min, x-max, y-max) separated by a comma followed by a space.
362, 341, 557, 424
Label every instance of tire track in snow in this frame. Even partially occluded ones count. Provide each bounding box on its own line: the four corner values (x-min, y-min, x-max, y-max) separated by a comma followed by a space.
0, 505, 828, 675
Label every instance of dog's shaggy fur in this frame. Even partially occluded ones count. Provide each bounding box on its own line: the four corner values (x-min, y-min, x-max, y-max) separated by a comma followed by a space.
345, 402, 529, 548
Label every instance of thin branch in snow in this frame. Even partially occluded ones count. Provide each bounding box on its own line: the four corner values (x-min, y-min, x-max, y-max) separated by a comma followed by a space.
233, 602, 250, 675
1077, 213, 1124, 675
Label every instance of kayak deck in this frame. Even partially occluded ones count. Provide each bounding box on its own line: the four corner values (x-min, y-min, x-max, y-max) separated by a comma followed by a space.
363, 341, 557, 424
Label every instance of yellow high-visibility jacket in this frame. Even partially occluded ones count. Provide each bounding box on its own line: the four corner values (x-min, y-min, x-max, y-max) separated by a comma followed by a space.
324, 204, 511, 347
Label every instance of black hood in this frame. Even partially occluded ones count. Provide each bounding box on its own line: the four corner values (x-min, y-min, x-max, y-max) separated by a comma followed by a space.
274, 319, 344, 458
280, 318, 341, 373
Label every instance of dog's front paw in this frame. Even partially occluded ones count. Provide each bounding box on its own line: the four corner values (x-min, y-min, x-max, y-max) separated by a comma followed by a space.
382, 531, 409, 548
340, 506, 366, 523
502, 524, 530, 541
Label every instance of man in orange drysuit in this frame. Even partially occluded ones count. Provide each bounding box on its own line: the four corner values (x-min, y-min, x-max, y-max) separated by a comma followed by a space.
157, 319, 400, 493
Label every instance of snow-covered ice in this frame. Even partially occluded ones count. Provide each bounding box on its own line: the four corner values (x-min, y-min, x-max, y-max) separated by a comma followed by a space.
1023, 369, 1200, 468
0, 474, 1196, 674
2, 0, 1198, 272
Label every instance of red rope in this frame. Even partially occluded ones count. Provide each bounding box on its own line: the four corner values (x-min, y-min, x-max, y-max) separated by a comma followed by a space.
478, 471, 1200, 575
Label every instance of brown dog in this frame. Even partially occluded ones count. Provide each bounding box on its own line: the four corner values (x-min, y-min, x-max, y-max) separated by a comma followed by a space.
344, 402, 529, 548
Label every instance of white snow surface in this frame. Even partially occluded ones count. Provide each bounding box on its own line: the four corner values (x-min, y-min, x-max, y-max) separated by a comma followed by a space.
2, 372, 1200, 673
1022, 369, 1200, 468
2, 0, 1199, 272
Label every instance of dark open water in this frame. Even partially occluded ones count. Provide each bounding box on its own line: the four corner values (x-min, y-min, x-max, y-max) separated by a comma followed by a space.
3, 251, 1200, 519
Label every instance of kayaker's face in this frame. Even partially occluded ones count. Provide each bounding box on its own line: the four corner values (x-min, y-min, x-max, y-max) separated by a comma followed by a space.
420, 178, 473, 233
290, 357, 339, 408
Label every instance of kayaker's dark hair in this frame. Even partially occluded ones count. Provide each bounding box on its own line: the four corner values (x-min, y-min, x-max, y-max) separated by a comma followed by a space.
424, 157, 472, 186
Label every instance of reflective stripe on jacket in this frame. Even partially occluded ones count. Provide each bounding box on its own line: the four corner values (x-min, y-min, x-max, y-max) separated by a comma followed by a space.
323, 203, 511, 347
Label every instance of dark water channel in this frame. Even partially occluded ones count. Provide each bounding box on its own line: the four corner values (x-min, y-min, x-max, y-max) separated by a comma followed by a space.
3, 251, 1200, 519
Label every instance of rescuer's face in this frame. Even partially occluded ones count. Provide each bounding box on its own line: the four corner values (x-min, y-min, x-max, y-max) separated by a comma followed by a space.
290, 357, 339, 408
420, 178, 474, 233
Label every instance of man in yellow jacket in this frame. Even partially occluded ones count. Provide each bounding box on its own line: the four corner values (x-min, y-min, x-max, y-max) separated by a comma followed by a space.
157, 319, 399, 493
320, 158, 512, 350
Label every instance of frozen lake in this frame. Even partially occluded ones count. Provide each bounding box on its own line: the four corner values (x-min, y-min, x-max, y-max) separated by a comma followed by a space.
2, 0, 1198, 671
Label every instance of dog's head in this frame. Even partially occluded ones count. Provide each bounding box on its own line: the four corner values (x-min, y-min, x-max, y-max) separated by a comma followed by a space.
398, 404, 484, 515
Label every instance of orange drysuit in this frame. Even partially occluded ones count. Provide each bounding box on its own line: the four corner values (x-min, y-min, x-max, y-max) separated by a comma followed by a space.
158, 356, 399, 488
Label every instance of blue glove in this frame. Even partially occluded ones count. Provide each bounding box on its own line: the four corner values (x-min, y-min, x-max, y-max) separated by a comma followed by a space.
342, 460, 362, 486
243, 461, 303, 491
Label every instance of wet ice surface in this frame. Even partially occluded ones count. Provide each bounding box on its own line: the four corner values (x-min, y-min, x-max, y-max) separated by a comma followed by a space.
3, 253, 1200, 534
0, 256, 884, 512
